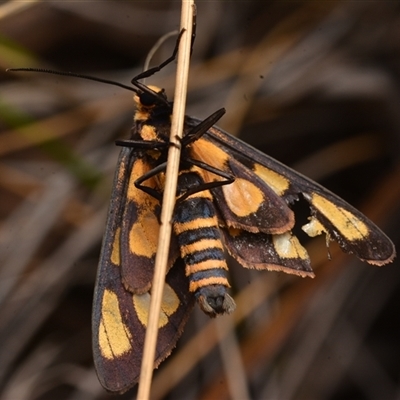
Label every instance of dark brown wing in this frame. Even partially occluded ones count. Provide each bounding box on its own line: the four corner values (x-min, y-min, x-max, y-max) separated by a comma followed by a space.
191, 120, 395, 266
92, 148, 194, 394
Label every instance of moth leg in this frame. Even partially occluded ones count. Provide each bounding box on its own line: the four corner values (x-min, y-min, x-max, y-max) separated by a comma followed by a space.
181, 108, 226, 146
131, 27, 193, 106
134, 162, 167, 200
130, 14, 197, 107
131, 31, 183, 84
131, 10, 197, 84
176, 157, 234, 202
133, 155, 235, 203
115, 139, 168, 151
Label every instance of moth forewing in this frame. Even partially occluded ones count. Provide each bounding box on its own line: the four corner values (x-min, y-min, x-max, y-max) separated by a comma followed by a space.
189, 138, 295, 234
92, 148, 194, 394
202, 123, 395, 266
120, 157, 163, 294
302, 191, 396, 265
92, 147, 134, 392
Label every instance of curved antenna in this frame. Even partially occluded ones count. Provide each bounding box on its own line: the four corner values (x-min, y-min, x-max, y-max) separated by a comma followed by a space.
6, 68, 139, 94
143, 30, 180, 81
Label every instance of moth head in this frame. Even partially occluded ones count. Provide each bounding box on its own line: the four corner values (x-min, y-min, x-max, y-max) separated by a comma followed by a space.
134, 85, 168, 108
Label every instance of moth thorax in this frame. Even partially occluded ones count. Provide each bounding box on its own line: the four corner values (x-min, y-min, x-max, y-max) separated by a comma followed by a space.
176, 171, 203, 196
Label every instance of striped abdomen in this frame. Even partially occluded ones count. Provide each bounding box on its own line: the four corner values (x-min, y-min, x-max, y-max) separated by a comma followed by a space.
173, 172, 235, 316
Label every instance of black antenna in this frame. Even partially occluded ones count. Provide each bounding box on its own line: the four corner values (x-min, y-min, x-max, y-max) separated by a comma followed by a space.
6, 20, 196, 108
6, 68, 139, 93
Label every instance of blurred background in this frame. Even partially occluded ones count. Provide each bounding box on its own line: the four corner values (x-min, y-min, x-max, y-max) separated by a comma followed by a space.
1, 1, 400, 399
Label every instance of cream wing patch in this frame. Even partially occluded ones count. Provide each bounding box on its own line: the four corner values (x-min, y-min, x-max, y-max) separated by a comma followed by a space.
133, 283, 180, 328
254, 164, 290, 196
99, 289, 132, 359
272, 232, 309, 260
306, 193, 369, 240
110, 228, 121, 265
302, 216, 327, 237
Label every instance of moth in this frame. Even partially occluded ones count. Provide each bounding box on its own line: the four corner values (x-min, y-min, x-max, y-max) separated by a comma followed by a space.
8, 33, 396, 395
91, 82, 395, 392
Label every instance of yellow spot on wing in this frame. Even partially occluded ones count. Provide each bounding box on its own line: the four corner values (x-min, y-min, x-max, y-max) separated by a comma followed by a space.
309, 193, 369, 240
111, 227, 121, 265
133, 284, 180, 328
129, 210, 160, 258
254, 164, 290, 196
302, 216, 326, 237
99, 289, 132, 359
127, 159, 149, 202
273, 232, 309, 260
126, 159, 159, 207
223, 178, 263, 217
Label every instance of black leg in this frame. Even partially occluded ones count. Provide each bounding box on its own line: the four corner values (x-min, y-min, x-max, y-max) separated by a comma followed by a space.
181, 108, 226, 147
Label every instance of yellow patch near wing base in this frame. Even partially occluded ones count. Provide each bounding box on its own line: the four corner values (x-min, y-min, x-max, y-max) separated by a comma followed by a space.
191, 138, 229, 180
133, 284, 180, 328
99, 289, 132, 359
126, 159, 159, 205
308, 193, 369, 240
129, 210, 160, 258
111, 228, 121, 265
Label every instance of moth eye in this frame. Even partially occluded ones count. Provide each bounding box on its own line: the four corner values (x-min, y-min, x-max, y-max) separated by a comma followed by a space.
139, 91, 157, 106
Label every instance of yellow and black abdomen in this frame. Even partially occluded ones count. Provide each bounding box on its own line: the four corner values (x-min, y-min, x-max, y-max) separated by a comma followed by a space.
173, 171, 235, 316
